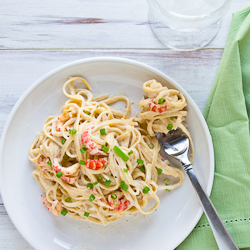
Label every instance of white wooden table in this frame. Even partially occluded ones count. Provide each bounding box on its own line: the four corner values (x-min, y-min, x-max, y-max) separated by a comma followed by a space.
0, 0, 248, 249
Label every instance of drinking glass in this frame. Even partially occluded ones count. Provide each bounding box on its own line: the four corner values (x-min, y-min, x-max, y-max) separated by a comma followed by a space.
147, 0, 232, 51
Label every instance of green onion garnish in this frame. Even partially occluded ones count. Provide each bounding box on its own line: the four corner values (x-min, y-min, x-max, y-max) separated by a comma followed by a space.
89, 194, 95, 202
97, 176, 103, 182
137, 159, 144, 164
85, 111, 91, 115
61, 138, 66, 144
143, 187, 150, 194
111, 194, 117, 199
122, 184, 128, 191
93, 182, 98, 185
58, 161, 62, 166
105, 180, 111, 186
69, 129, 77, 135
80, 146, 87, 153
165, 178, 170, 185
148, 143, 154, 149
79, 160, 85, 165
101, 145, 109, 153
167, 124, 173, 131
61, 209, 68, 216
63, 154, 69, 161
124, 168, 128, 173
65, 197, 71, 202
140, 166, 145, 173
128, 150, 133, 155
100, 128, 106, 135
47, 161, 52, 166
166, 189, 171, 192
56, 171, 63, 178
84, 212, 90, 217
120, 181, 128, 191
158, 169, 163, 175
87, 183, 93, 189
113, 145, 129, 162
96, 105, 99, 108
170, 117, 174, 120
158, 98, 165, 104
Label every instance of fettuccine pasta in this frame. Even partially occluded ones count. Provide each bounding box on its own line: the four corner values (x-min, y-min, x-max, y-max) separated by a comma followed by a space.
29, 77, 193, 225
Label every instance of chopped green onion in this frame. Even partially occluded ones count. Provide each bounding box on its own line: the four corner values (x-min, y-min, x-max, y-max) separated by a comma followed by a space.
96, 105, 99, 108
170, 117, 174, 120
148, 143, 154, 149
165, 178, 170, 185
97, 176, 103, 182
79, 160, 85, 165
61, 138, 66, 144
101, 145, 109, 153
65, 197, 71, 202
166, 189, 171, 192
158, 169, 163, 175
111, 194, 117, 199
85, 111, 91, 115
56, 171, 63, 178
113, 145, 129, 162
89, 194, 95, 202
58, 161, 62, 166
93, 182, 98, 185
140, 166, 145, 173
63, 154, 69, 161
47, 161, 52, 166
80, 146, 87, 153
167, 124, 173, 131
123, 168, 128, 173
100, 128, 106, 135
121, 184, 128, 191
158, 98, 166, 104
84, 212, 90, 217
87, 183, 93, 189
69, 129, 77, 135
137, 159, 144, 164
143, 187, 150, 194
120, 181, 128, 191
61, 209, 68, 216
128, 150, 133, 155
105, 180, 111, 186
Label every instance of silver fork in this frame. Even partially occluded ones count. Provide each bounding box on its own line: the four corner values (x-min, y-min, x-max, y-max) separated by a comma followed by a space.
156, 128, 239, 250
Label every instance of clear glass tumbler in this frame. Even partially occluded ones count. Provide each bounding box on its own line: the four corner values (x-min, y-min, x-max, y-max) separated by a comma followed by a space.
147, 0, 232, 51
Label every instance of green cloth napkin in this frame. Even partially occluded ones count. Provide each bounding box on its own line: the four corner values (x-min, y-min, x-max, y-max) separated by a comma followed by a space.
177, 5, 250, 250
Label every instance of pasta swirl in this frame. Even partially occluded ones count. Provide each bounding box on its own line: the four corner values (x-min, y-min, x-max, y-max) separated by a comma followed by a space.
29, 77, 192, 225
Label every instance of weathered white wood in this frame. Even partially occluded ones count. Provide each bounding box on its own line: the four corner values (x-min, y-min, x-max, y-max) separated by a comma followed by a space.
0, 0, 249, 49
0, 0, 248, 248
0, 48, 222, 134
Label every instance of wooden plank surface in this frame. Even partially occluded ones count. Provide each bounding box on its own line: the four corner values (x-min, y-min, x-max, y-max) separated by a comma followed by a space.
0, 0, 249, 248
0, 0, 249, 49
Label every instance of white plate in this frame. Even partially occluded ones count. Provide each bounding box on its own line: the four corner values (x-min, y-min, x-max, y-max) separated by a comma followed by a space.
0, 57, 214, 250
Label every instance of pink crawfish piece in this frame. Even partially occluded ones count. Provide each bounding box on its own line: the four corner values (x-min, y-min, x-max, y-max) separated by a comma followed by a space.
108, 197, 131, 212
85, 158, 107, 170
41, 195, 61, 216
52, 157, 77, 184
149, 98, 168, 113
81, 127, 103, 155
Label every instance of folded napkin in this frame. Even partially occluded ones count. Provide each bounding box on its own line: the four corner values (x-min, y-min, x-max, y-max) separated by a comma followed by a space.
177, 5, 250, 250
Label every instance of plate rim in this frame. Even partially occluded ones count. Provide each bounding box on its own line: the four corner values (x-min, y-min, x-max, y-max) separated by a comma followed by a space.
0, 56, 214, 249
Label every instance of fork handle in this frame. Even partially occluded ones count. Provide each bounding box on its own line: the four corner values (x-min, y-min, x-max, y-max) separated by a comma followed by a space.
185, 165, 239, 250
